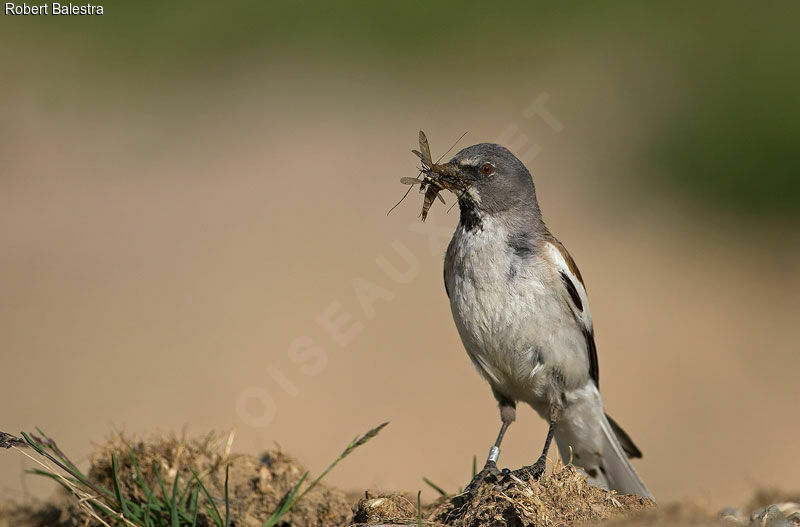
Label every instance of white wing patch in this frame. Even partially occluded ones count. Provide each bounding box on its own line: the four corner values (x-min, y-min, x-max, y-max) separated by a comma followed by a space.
544, 242, 593, 334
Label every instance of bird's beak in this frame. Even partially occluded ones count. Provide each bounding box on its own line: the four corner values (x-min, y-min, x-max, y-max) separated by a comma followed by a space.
427, 162, 468, 191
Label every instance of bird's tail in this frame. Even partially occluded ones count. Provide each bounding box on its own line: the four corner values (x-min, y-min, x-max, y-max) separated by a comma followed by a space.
553, 383, 654, 500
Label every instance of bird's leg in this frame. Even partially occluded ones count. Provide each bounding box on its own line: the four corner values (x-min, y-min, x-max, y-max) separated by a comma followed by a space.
507, 407, 559, 482
464, 397, 515, 495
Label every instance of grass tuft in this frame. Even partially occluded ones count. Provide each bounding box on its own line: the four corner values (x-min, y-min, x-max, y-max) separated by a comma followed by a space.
1, 424, 388, 527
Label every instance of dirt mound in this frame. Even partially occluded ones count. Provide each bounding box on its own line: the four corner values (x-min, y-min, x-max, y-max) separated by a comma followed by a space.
3, 432, 800, 527
351, 492, 421, 525
90, 432, 350, 526
1, 432, 350, 527
431, 463, 654, 527
348, 463, 655, 527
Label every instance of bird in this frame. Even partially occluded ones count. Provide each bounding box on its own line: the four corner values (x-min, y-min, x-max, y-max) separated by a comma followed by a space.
427, 142, 653, 499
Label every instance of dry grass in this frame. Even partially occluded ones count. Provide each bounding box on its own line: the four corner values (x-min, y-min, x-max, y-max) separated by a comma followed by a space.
431, 461, 654, 527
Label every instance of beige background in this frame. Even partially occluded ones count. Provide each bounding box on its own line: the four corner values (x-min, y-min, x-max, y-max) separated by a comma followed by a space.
1, 40, 799, 507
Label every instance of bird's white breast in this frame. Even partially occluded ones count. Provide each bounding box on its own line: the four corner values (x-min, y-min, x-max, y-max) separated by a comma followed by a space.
445, 217, 588, 408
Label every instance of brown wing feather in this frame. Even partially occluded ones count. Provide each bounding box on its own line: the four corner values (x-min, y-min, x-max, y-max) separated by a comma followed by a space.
548, 237, 585, 286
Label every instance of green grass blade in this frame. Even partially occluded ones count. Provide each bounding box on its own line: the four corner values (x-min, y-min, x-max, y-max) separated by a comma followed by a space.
82, 497, 120, 521
262, 422, 388, 526
422, 477, 447, 497
190, 468, 223, 526
29, 469, 74, 494
189, 486, 200, 527
26, 468, 82, 487
262, 472, 308, 527
170, 467, 180, 527
153, 464, 170, 504
20, 432, 48, 457
417, 490, 422, 527
131, 452, 169, 525
224, 465, 231, 527
143, 486, 155, 527
290, 422, 388, 508
472, 455, 477, 479
154, 464, 198, 525
112, 454, 139, 522
175, 476, 195, 513
131, 449, 155, 501
20, 432, 115, 501
34, 428, 86, 480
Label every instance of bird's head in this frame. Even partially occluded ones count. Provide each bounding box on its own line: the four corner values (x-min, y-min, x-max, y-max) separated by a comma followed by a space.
428, 143, 541, 226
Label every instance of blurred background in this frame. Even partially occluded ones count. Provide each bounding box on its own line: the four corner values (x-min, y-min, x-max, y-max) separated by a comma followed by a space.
2, 1, 799, 507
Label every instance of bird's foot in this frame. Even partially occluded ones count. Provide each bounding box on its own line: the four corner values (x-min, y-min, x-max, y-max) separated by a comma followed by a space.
446, 461, 501, 520
463, 460, 500, 496
503, 458, 546, 484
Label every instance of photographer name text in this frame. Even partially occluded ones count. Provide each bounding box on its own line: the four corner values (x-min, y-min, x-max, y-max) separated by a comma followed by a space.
5, 2, 103, 15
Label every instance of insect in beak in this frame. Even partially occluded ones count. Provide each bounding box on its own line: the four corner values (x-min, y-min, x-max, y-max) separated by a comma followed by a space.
388, 130, 467, 221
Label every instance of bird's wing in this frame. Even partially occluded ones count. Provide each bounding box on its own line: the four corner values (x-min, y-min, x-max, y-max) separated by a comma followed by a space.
544, 238, 599, 387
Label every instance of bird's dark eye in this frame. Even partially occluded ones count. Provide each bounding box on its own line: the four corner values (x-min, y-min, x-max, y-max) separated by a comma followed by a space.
480, 163, 494, 175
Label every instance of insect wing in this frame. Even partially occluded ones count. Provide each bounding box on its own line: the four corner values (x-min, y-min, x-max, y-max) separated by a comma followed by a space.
418, 131, 433, 167
411, 149, 431, 169
400, 177, 424, 185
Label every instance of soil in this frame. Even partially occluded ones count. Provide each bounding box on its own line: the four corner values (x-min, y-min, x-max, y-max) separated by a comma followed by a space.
1, 434, 798, 527
0, 433, 349, 527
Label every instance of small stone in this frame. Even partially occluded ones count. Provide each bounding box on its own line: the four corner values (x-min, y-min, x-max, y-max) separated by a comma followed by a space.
721, 507, 742, 519
750, 505, 791, 527
257, 464, 273, 493
721, 507, 745, 524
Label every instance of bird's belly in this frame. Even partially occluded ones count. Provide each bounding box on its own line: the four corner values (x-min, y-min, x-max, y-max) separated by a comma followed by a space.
447, 238, 550, 400
451, 281, 546, 391
446, 224, 588, 404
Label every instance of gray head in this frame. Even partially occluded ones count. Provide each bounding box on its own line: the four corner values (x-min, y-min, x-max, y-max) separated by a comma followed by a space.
432, 143, 544, 230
